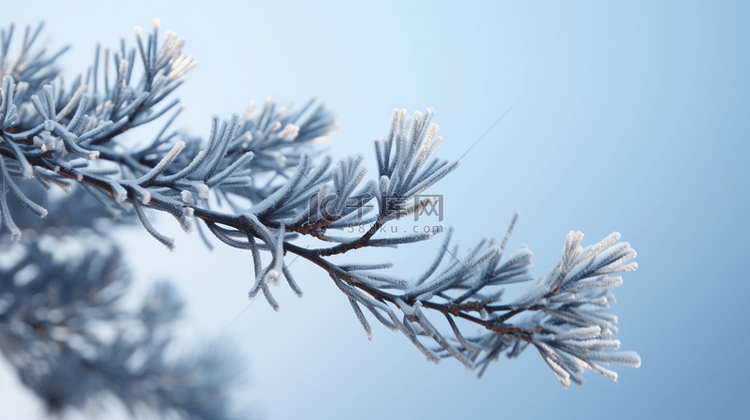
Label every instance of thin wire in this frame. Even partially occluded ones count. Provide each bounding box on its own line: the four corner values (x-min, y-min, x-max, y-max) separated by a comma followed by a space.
458, 90, 528, 161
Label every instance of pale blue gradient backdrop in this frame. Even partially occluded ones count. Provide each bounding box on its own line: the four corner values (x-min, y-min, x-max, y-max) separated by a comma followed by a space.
1, 1, 748, 419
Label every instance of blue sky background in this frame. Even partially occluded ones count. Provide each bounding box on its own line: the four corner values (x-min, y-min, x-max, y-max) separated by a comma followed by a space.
1, 1, 748, 419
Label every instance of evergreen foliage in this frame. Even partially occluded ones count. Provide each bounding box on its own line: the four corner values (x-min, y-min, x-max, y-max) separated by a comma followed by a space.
0, 19, 640, 417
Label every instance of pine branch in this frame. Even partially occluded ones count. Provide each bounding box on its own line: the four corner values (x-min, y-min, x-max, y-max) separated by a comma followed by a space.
0, 19, 641, 401
0, 232, 244, 418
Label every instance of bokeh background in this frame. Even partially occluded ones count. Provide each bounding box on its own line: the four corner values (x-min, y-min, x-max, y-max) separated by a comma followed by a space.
2, 0, 748, 418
